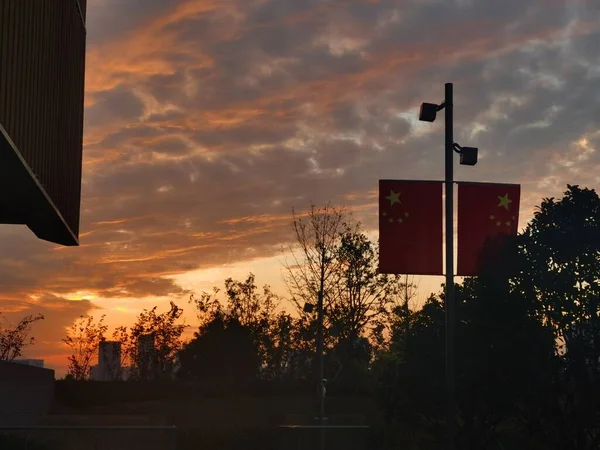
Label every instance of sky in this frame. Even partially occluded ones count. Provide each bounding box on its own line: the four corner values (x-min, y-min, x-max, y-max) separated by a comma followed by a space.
1, 0, 600, 376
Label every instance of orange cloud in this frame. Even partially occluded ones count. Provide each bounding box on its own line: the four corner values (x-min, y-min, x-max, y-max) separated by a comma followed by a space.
85, 0, 228, 102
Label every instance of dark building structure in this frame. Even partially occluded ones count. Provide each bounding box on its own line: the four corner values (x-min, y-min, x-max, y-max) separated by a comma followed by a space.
0, 0, 87, 246
0, 360, 55, 426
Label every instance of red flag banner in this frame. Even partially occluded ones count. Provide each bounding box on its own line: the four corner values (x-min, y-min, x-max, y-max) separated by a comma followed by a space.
379, 180, 443, 275
457, 182, 521, 276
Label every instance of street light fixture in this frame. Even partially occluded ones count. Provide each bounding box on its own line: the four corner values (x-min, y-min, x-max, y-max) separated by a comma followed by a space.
454, 143, 478, 166
418, 83, 479, 450
419, 103, 479, 167
418, 102, 441, 122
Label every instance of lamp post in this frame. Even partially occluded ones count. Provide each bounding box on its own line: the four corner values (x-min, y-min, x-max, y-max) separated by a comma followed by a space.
305, 247, 327, 450
419, 82, 478, 450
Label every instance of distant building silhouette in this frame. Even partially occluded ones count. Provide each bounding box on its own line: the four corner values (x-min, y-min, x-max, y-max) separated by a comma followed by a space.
100, 341, 122, 380
90, 341, 122, 381
90, 364, 101, 381
13, 359, 44, 368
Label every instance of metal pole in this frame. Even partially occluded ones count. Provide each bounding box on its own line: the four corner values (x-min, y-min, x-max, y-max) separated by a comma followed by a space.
444, 82, 456, 450
170, 426, 178, 450
317, 286, 324, 421
317, 248, 326, 450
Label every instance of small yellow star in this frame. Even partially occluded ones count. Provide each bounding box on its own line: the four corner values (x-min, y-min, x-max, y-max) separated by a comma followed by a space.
505, 221, 511, 227
386, 190, 401, 206
398, 218, 403, 224
512, 216, 516, 220
498, 193, 512, 210
389, 218, 393, 223
382, 212, 388, 217
489, 215, 495, 221
404, 212, 409, 218
496, 221, 501, 227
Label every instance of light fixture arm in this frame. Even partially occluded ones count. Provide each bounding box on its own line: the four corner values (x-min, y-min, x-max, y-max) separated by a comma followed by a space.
453, 142, 463, 154
437, 101, 446, 111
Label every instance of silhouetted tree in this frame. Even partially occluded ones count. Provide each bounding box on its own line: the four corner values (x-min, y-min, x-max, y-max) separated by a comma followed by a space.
330, 232, 396, 340
283, 204, 409, 387
371, 274, 419, 357
117, 302, 186, 381
379, 237, 556, 449
519, 185, 600, 344
455, 271, 555, 449
63, 315, 107, 380
516, 185, 600, 449
177, 313, 261, 388
261, 311, 298, 380
378, 294, 445, 447
189, 274, 297, 380
283, 203, 351, 317
327, 231, 406, 386
0, 313, 44, 361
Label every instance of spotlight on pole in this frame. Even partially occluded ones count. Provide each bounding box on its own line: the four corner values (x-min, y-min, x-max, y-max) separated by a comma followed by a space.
418, 102, 439, 122
453, 143, 478, 167
459, 146, 478, 166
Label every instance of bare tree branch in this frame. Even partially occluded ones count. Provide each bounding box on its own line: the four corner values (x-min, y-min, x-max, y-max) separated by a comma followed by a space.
0, 313, 44, 361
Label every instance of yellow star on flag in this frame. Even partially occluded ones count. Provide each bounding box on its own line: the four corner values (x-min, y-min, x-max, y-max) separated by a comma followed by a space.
498, 193, 512, 210
386, 190, 401, 206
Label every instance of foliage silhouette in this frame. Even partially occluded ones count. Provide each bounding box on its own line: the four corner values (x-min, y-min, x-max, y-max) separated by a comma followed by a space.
63, 314, 107, 380
379, 234, 556, 449
283, 204, 409, 387
188, 274, 300, 381
178, 313, 261, 388
516, 185, 600, 450
119, 301, 186, 381
0, 312, 44, 361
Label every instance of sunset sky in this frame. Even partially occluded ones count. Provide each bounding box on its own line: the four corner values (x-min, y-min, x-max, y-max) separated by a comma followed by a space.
1, 0, 600, 376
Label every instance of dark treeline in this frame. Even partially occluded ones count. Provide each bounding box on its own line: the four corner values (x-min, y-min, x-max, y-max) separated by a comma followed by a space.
378, 184, 600, 450
62, 203, 408, 391
4, 185, 600, 449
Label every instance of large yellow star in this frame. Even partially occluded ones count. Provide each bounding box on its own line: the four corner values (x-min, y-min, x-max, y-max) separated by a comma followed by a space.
498, 193, 512, 210
386, 190, 401, 206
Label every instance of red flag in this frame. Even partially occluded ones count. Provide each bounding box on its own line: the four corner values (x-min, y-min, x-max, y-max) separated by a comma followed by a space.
379, 180, 443, 275
457, 182, 521, 276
